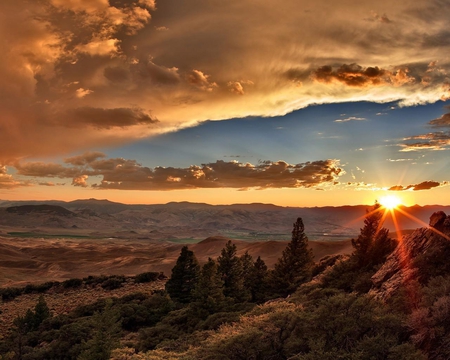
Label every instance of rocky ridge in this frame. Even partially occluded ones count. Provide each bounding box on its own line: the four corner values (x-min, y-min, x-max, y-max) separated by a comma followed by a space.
370, 211, 450, 300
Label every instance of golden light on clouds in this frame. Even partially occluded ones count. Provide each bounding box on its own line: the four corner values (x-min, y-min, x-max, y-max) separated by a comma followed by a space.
0, 0, 449, 206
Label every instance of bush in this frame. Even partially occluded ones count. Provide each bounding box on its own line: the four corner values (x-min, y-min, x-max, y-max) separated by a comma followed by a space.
63, 278, 83, 289
1, 286, 23, 301
83, 275, 109, 286
135, 272, 164, 283
23, 281, 57, 294
101, 276, 125, 290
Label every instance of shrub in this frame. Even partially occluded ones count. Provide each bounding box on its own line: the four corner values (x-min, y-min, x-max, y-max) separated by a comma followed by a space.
1, 287, 23, 301
63, 278, 83, 289
101, 276, 125, 290
135, 272, 164, 283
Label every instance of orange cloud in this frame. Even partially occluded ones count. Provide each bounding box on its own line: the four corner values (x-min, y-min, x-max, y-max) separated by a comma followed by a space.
187, 70, 217, 92
64, 107, 158, 129
0, 166, 30, 189
428, 113, 450, 127
1, 0, 450, 164
388, 181, 442, 191
13, 156, 343, 191
228, 82, 245, 95
312, 63, 414, 87
400, 111, 450, 151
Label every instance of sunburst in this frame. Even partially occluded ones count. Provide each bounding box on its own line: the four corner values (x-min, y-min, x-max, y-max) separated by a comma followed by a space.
379, 195, 402, 210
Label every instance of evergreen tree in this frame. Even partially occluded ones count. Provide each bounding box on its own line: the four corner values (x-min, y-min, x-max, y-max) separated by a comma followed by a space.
240, 251, 254, 300
217, 241, 248, 302
191, 258, 225, 317
272, 217, 314, 297
165, 246, 200, 303
33, 295, 51, 330
78, 300, 122, 360
248, 256, 269, 303
352, 202, 397, 268
21, 295, 51, 332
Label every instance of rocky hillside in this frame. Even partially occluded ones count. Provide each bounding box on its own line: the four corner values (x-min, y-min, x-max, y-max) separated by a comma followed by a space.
371, 211, 450, 300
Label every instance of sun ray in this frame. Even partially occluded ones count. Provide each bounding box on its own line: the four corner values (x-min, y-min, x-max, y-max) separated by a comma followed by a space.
379, 195, 402, 210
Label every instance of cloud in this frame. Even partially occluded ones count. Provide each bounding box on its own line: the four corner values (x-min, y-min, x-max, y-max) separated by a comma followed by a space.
388, 180, 442, 191
50, 0, 109, 13
1, 0, 450, 163
187, 70, 217, 92
104, 66, 129, 82
334, 116, 367, 123
312, 63, 414, 87
0, 166, 30, 189
38, 182, 65, 187
367, 11, 392, 24
72, 175, 89, 187
228, 81, 245, 95
428, 113, 450, 127
66, 107, 158, 129
76, 88, 94, 98
400, 111, 450, 151
15, 162, 80, 178
75, 39, 120, 57
141, 60, 181, 85
386, 158, 412, 162
13, 156, 343, 191
65, 151, 106, 166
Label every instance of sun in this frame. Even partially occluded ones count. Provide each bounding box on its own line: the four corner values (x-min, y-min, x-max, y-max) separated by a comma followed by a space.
379, 195, 402, 210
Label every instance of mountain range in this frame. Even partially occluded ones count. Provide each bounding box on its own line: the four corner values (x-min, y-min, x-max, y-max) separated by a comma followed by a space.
0, 198, 448, 241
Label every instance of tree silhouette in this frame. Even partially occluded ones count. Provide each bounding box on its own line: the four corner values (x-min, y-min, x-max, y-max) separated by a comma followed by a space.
248, 256, 269, 302
166, 246, 200, 303
217, 240, 248, 302
272, 217, 314, 297
78, 300, 122, 360
191, 258, 225, 317
352, 202, 397, 268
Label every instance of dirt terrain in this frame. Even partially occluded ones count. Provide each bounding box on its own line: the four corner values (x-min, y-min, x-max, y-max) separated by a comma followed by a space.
0, 235, 353, 288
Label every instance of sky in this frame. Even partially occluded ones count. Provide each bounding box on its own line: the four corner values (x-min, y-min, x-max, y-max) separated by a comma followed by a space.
1, 0, 450, 207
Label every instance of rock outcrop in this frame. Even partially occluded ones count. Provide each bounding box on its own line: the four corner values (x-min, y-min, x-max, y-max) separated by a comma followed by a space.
370, 211, 450, 301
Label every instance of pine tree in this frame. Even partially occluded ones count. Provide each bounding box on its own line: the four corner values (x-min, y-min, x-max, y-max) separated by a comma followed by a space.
21, 295, 51, 332
33, 295, 51, 329
217, 240, 248, 302
240, 251, 254, 300
190, 258, 225, 317
352, 202, 397, 268
78, 300, 122, 360
249, 256, 269, 303
166, 246, 200, 303
272, 217, 314, 297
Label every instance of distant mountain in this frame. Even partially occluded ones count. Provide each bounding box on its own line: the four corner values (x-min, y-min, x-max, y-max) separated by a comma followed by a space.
0, 199, 449, 241
6, 205, 75, 217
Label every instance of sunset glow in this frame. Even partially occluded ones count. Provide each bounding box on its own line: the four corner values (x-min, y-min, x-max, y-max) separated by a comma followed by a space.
379, 195, 403, 210
0, 0, 449, 206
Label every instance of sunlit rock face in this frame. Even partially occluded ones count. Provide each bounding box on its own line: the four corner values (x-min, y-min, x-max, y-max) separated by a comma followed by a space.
370, 212, 450, 301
